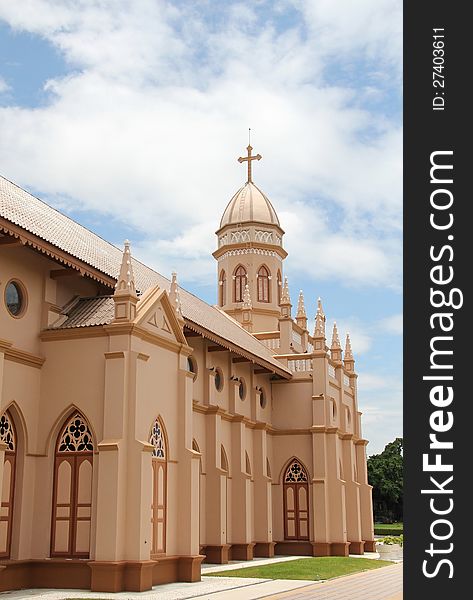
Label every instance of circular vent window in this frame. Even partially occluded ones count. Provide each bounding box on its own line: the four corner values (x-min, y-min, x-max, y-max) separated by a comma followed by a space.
5, 280, 26, 317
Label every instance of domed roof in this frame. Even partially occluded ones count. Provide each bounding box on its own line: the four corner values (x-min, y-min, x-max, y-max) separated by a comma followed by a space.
220, 182, 280, 229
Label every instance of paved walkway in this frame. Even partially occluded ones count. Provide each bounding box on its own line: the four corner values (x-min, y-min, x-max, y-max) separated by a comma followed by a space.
2, 559, 402, 600
265, 562, 403, 600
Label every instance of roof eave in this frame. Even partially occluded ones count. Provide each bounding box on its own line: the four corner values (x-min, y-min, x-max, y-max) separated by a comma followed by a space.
184, 318, 291, 379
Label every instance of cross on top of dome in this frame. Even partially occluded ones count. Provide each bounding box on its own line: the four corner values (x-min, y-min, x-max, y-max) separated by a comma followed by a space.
238, 143, 262, 183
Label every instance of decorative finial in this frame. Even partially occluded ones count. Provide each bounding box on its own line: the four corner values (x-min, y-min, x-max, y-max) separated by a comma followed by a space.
313, 297, 326, 337
113, 240, 138, 322
169, 271, 183, 320
344, 332, 355, 371
281, 276, 291, 305
345, 333, 354, 360
115, 239, 136, 296
296, 289, 308, 330
331, 322, 341, 349
242, 283, 252, 309
238, 140, 262, 183
296, 290, 306, 318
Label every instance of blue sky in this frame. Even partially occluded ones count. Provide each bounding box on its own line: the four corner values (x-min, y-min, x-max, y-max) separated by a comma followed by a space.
0, 0, 402, 454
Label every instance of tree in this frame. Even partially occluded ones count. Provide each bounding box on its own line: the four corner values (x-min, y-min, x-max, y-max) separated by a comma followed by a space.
367, 437, 403, 522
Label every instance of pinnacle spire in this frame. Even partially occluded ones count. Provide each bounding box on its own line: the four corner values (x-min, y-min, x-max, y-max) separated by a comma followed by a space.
242, 283, 252, 309
313, 297, 326, 337
330, 321, 343, 363
345, 333, 354, 360
296, 289, 308, 331
115, 240, 137, 297
281, 276, 291, 304
344, 332, 355, 372
169, 271, 183, 321
331, 322, 341, 349
113, 240, 138, 322
296, 290, 306, 318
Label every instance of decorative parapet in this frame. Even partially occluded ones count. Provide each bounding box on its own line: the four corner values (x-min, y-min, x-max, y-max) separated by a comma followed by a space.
218, 248, 278, 260
287, 357, 313, 372
261, 337, 280, 350
276, 352, 314, 373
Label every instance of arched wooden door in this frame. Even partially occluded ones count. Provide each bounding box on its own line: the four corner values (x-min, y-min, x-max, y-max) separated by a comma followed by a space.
283, 459, 310, 540
150, 417, 167, 556
0, 411, 16, 558
51, 412, 94, 558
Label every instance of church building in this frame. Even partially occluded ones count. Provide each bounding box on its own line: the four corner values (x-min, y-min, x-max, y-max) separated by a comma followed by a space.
0, 146, 374, 592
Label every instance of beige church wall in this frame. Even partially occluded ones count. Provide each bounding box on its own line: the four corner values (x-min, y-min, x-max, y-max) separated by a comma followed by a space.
1, 360, 41, 559
244, 427, 254, 473
38, 337, 107, 450
328, 396, 340, 429
133, 338, 179, 445
187, 337, 205, 404
219, 418, 233, 543
1, 247, 100, 353
253, 372, 272, 423
130, 337, 184, 558
27, 336, 107, 559
230, 361, 253, 419
270, 433, 313, 541
191, 412, 207, 546
270, 380, 313, 429
53, 272, 100, 310
1, 247, 52, 355
0, 380, 37, 561
1, 360, 41, 451
207, 351, 231, 412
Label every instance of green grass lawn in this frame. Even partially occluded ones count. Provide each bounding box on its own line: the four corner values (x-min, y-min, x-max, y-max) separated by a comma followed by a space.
207, 556, 393, 581
374, 522, 403, 535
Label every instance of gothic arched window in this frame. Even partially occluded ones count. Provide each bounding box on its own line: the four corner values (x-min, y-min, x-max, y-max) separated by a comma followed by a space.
283, 459, 309, 541
234, 265, 247, 303
219, 270, 226, 306
277, 271, 282, 305
51, 412, 94, 558
0, 411, 16, 558
150, 417, 167, 556
257, 265, 270, 303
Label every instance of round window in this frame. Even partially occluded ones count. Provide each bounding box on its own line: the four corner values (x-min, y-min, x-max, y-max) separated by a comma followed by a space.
5, 280, 26, 317
214, 368, 223, 392
259, 387, 267, 408
238, 379, 246, 401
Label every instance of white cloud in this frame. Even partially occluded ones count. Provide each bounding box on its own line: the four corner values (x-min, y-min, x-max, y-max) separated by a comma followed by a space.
0, 0, 402, 292
378, 313, 403, 335
356, 372, 402, 454
325, 318, 373, 355
0, 76, 10, 94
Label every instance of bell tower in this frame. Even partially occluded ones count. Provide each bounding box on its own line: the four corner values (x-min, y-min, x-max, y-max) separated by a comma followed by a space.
213, 144, 287, 333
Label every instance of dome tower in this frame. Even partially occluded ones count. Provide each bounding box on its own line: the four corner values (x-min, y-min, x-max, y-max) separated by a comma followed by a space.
213, 144, 287, 333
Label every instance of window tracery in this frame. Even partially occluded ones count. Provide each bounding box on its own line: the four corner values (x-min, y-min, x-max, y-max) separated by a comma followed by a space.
57, 413, 94, 452
284, 459, 308, 483
149, 418, 166, 459
0, 412, 16, 452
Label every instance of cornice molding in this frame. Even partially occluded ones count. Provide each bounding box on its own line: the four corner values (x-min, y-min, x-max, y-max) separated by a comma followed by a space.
0, 339, 45, 369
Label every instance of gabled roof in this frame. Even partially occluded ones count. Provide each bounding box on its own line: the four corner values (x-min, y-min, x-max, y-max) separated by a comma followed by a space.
0, 175, 290, 377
